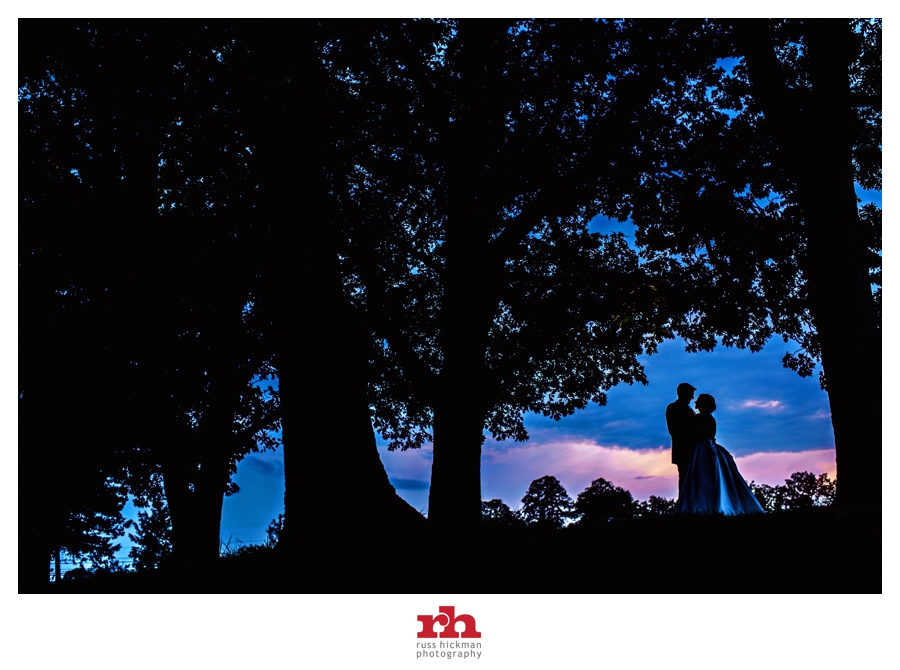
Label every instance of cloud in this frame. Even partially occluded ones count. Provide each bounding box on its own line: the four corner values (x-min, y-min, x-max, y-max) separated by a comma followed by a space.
810, 410, 832, 419
240, 455, 284, 478
739, 399, 784, 410
481, 439, 678, 503
390, 478, 430, 491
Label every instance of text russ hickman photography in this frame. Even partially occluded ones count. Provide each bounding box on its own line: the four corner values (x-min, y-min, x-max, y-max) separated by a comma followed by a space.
416, 606, 483, 660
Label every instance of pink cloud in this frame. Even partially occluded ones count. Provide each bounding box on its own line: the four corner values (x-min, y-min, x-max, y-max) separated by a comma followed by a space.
482, 439, 678, 503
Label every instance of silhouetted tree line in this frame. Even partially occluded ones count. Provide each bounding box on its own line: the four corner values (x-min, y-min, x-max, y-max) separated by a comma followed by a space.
749, 471, 837, 512
483, 470, 835, 532
20, 19, 879, 586
482, 475, 663, 531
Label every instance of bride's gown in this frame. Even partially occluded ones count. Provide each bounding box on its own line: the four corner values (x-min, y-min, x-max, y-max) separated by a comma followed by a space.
675, 438, 765, 515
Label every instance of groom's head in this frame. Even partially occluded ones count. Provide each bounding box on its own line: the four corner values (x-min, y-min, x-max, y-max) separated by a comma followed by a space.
676, 383, 696, 401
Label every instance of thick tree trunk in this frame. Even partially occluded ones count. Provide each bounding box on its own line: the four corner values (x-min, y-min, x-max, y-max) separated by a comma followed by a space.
161, 456, 205, 564
275, 223, 422, 548
427, 235, 496, 531
428, 392, 486, 531
257, 25, 425, 549
163, 455, 230, 564
740, 19, 881, 509
800, 21, 881, 509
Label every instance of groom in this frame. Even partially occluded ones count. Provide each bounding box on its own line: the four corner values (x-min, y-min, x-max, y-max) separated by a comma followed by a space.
666, 382, 696, 496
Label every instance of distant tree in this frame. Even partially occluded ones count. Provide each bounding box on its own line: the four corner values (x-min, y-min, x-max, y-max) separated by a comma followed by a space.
62, 558, 128, 580
749, 482, 779, 513
780, 471, 837, 509
574, 478, 636, 524
128, 488, 173, 572
813, 473, 837, 506
481, 499, 526, 530
637, 495, 677, 516
265, 513, 285, 548
750, 471, 836, 512
520, 476, 576, 530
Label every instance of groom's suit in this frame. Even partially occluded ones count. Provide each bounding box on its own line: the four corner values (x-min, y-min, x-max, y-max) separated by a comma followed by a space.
666, 398, 696, 495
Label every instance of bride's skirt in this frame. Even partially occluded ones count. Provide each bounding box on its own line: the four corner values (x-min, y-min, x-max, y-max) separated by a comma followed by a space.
675, 439, 765, 515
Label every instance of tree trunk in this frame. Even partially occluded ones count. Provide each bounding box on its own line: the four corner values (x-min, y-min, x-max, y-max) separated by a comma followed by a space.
740, 19, 881, 509
800, 20, 881, 509
275, 221, 423, 548
257, 27, 425, 548
428, 389, 486, 531
427, 234, 496, 531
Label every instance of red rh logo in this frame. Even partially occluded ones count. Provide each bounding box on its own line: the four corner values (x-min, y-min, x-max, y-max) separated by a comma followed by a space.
417, 606, 482, 638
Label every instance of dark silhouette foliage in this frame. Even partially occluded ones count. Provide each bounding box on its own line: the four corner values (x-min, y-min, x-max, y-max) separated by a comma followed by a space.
750, 471, 837, 512
637, 496, 678, 516
266, 514, 285, 548
520, 476, 576, 530
574, 478, 637, 524
128, 496, 173, 572
481, 499, 527, 531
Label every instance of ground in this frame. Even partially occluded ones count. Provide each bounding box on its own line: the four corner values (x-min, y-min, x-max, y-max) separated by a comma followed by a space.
39, 507, 880, 594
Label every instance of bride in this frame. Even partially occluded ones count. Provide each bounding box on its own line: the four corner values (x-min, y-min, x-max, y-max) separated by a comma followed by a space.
675, 393, 765, 515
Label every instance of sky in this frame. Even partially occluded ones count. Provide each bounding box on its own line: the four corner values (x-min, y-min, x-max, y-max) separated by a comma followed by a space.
107, 190, 884, 556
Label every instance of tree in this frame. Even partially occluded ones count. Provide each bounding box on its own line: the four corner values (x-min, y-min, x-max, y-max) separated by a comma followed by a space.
626, 19, 881, 509
128, 489, 174, 572
734, 20, 880, 509
235, 21, 432, 547
313, 19, 680, 532
749, 471, 836, 511
574, 478, 637, 524
19, 21, 286, 571
481, 499, 526, 531
520, 476, 576, 530
265, 513, 285, 548
637, 495, 677, 516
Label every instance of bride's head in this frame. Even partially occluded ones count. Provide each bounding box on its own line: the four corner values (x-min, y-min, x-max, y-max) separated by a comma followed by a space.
695, 393, 716, 414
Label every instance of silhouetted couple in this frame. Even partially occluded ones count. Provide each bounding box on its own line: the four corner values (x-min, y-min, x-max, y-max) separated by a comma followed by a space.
666, 383, 764, 515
